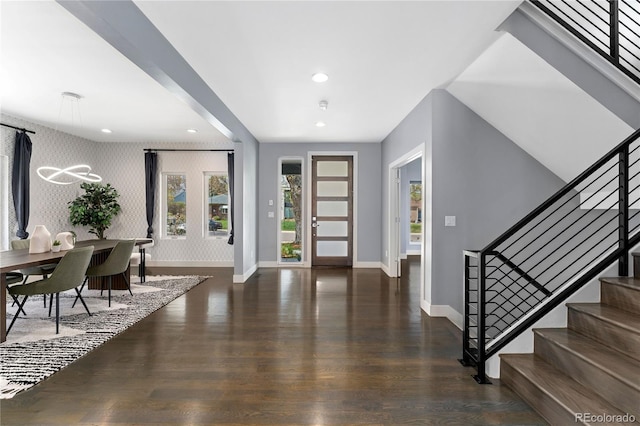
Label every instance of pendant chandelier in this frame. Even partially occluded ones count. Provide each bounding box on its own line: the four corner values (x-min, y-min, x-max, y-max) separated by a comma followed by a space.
37, 92, 103, 185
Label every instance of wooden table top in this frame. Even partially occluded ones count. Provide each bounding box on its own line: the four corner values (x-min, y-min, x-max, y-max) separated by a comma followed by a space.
0, 239, 151, 273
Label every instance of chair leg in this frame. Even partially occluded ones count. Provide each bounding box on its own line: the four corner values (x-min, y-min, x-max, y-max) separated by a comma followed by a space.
48, 294, 54, 317
123, 272, 133, 296
74, 287, 92, 316
11, 276, 29, 307
7, 295, 29, 334
55, 293, 60, 334
72, 277, 88, 308
108, 276, 112, 307
10, 294, 27, 316
43, 274, 48, 308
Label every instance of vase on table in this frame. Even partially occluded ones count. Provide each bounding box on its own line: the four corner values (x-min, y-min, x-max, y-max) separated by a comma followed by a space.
29, 225, 51, 254
55, 232, 75, 251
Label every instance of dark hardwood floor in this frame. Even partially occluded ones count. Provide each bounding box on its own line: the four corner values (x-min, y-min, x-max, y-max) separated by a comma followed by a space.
1, 257, 545, 425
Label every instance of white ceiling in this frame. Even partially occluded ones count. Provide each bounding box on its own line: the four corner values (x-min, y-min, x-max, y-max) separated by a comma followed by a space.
0, 0, 521, 144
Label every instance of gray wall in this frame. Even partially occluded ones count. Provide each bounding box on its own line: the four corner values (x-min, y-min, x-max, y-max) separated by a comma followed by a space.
430, 90, 565, 313
381, 90, 566, 315
381, 92, 433, 271
257, 142, 382, 264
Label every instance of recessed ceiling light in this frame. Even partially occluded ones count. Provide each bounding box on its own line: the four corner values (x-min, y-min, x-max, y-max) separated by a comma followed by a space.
187, 129, 198, 133
101, 128, 112, 134
315, 121, 326, 128
311, 73, 329, 83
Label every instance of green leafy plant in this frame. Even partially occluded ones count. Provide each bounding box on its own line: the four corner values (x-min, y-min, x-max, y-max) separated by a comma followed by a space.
52, 240, 61, 246
68, 182, 121, 239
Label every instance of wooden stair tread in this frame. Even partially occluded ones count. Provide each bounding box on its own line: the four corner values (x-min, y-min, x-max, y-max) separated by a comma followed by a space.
501, 354, 632, 419
600, 276, 640, 291
567, 303, 640, 333
533, 328, 640, 391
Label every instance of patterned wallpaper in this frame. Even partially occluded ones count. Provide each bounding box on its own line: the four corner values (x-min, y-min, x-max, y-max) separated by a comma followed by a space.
1, 113, 234, 265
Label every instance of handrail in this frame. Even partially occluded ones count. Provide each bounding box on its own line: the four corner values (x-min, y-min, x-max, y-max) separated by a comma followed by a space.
462, 127, 640, 383
531, 0, 640, 85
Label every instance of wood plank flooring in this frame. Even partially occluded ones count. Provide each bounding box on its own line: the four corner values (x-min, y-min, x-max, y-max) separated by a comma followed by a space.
1, 258, 545, 425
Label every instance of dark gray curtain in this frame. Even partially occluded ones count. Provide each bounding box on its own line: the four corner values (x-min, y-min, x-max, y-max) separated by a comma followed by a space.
227, 152, 234, 245
12, 131, 32, 239
145, 152, 158, 238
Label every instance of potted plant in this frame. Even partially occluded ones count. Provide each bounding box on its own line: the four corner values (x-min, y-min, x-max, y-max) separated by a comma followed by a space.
51, 240, 61, 253
68, 182, 121, 239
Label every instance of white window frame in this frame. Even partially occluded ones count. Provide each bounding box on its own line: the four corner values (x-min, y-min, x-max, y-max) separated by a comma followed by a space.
278, 157, 305, 266
162, 172, 187, 240
203, 171, 230, 239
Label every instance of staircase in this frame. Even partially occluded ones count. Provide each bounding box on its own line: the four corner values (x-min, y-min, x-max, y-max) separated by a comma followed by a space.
500, 253, 640, 425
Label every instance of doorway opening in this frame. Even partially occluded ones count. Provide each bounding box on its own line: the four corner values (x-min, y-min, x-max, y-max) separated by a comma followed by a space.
388, 146, 427, 305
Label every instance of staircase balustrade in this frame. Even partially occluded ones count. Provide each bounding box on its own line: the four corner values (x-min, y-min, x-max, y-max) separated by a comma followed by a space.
532, 0, 640, 85
462, 128, 640, 383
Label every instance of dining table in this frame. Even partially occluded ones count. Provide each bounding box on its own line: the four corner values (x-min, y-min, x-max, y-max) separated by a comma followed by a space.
1, 238, 152, 343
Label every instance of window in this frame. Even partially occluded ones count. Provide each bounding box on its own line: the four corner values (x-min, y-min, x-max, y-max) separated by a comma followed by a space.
205, 173, 229, 237
409, 181, 422, 243
165, 173, 187, 238
280, 159, 303, 263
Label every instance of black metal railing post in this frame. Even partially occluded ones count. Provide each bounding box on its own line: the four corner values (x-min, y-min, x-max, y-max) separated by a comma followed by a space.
474, 251, 490, 384
610, 0, 619, 63
460, 253, 473, 367
619, 145, 630, 275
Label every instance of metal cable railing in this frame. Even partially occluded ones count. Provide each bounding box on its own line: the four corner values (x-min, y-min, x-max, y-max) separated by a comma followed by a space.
461, 128, 640, 383
532, 0, 640, 85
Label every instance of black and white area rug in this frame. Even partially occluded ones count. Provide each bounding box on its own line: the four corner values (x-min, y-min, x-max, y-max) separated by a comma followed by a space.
0, 275, 207, 399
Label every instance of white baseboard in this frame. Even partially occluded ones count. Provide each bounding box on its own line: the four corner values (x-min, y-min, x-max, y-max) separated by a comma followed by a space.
258, 261, 380, 269
420, 300, 463, 330
147, 260, 234, 267
233, 263, 258, 283
380, 262, 392, 277
353, 261, 381, 268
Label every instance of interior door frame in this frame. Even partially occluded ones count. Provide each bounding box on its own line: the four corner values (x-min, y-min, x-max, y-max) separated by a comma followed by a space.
307, 151, 358, 267
388, 146, 425, 297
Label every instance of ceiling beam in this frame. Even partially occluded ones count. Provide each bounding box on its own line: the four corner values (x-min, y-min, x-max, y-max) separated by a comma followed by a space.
56, 0, 257, 144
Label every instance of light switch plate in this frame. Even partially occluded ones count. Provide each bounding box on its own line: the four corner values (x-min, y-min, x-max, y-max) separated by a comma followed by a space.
268, 199, 274, 206
268, 211, 275, 218
445, 216, 456, 227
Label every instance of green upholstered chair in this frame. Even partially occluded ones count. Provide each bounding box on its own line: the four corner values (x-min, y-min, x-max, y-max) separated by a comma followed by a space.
7, 246, 94, 335
11, 239, 58, 308
73, 239, 135, 308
